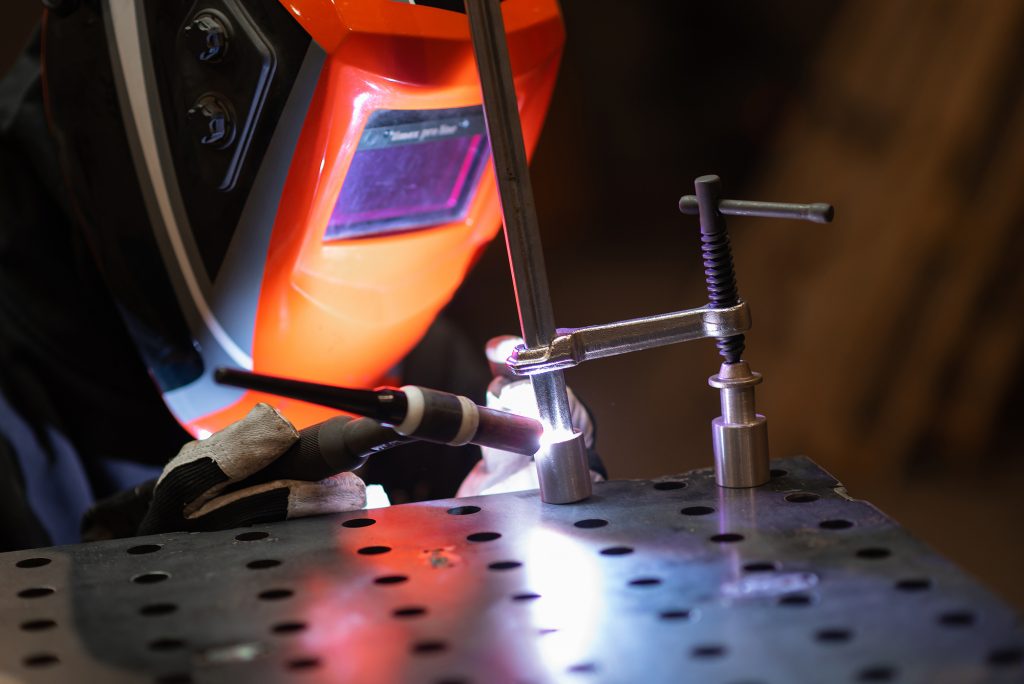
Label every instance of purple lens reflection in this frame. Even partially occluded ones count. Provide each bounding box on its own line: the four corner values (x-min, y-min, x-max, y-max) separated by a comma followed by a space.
325, 106, 488, 241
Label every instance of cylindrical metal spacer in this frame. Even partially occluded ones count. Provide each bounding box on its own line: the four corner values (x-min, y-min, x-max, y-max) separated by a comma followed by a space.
708, 361, 769, 488
534, 431, 591, 504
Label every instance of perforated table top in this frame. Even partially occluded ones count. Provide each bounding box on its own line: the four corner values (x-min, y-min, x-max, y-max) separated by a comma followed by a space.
1, 456, 1021, 684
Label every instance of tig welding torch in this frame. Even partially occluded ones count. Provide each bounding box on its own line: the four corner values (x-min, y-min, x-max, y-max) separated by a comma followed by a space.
214, 368, 544, 483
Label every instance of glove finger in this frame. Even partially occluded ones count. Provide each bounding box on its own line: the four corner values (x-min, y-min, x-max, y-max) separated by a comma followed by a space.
186, 472, 366, 531
281, 472, 366, 518
184, 483, 291, 532
162, 403, 298, 513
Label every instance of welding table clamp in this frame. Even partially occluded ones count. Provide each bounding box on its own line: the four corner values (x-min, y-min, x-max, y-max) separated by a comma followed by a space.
459, 0, 835, 501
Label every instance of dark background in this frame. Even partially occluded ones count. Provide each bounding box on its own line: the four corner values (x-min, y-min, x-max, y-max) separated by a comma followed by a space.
4, 1, 1022, 609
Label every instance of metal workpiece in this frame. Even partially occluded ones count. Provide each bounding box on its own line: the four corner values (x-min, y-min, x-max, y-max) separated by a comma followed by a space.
3, 457, 1021, 684
710, 361, 770, 488
533, 430, 591, 505
464, 0, 589, 502
527, 372, 591, 503
506, 302, 751, 376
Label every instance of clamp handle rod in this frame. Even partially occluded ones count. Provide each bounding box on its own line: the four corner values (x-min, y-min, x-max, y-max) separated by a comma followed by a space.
465, 0, 591, 503
679, 196, 834, 224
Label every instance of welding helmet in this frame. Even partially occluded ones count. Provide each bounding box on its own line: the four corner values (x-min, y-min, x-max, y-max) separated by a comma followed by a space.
42, 0, 563, 436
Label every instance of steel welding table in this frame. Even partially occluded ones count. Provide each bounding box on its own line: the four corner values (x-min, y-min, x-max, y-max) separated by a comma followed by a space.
1, 456, 1022, 684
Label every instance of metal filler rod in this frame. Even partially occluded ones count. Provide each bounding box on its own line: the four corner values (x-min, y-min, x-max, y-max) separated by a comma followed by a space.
464, 0, 591, 504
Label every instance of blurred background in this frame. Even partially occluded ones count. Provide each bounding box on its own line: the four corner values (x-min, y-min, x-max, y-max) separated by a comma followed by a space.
447, 0, 1024, 611
4, 1, 1023, 608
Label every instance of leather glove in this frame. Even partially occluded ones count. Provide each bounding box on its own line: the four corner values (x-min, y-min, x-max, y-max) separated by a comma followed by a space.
82, 403, 365, 540
457, 340, 606, 497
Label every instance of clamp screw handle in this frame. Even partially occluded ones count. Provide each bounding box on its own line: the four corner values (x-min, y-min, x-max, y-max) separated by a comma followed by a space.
690, 175, 745, 364
679, 196, 834, 224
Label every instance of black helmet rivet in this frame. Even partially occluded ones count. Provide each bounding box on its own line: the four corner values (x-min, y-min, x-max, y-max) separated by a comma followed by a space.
186, 95, 235, 149
183, 12, 229, 62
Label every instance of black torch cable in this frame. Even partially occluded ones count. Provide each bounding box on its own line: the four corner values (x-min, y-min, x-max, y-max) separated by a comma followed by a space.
213, 368, 408, 424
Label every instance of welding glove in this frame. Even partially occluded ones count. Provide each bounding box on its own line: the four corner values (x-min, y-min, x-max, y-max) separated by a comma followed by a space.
82, 403, 365, 539
456, 371, 606, 497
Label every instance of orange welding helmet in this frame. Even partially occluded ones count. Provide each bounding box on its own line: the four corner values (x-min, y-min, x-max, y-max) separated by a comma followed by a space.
42, 0, 563, 437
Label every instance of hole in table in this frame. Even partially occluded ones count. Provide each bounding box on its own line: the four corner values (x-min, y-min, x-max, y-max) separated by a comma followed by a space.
20, 619, 56, 632
149, 638, 186, 652
855, 548, 891, 560
681, 506, 715, 516
467, 532, 501, 542
23, 653, 59, 667
743, 561, 779, 572
691, 644, 726, 658
132, 572, 170, 584
710, 533, 744, 543
393, 606, 427, 618
599, 546, 633, 556
235, 531, 270, 541
375, 575, 409, 585
17, 587, 54, 599
155, 674, 192, 684
287, 657, 320, 671
140, 603, 178, 617
857, 665, 896, 681
271, 621, 307, 634
895, 578, 931, 592
568, 662, 597, 673
574, 519, 608, 529
629, 577, 661, 587
489, 561, 522, 571
127, 544, 162, 555
938, 610, 975, 627
988, 648, 1023, 666
341, 518, 376, 528
778, 593, 813, 607
819, 519, 853, 530
770, 469, 787, 478
412, 640, 448, 655
447, 505, 480, 516
815, 628, 852, 643
357, 546, 391, 556
653, 481, 686, 491
16, 558, 51, 568
247, 559, 282, 569
258, 589, 294, 601
513, 592, 541, 602
659, 609, 692, 621
785, 492, 819, 503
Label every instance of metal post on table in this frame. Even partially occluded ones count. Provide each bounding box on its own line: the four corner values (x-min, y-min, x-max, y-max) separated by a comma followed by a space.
464, 0, 591, 504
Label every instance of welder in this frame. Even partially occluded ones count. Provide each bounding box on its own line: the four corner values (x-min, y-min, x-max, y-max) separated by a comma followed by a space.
0, 0, 599, 552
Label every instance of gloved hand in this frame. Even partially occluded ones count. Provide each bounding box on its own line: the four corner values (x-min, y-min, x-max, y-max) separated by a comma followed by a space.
457, 337, 606, 497
82, 403, 365, 539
